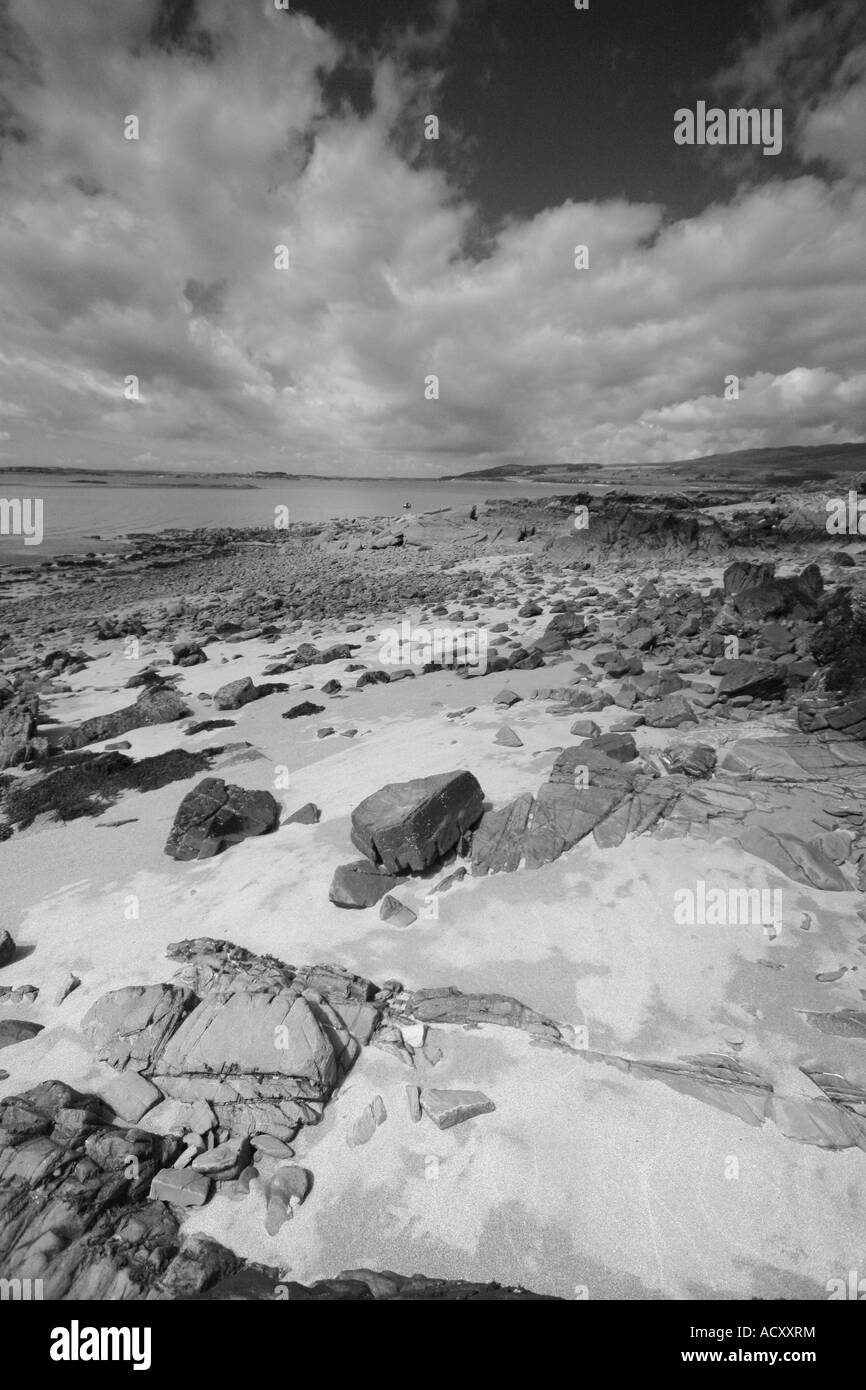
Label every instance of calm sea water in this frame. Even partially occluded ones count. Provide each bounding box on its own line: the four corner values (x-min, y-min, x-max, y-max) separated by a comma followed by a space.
0, 473, 564, 564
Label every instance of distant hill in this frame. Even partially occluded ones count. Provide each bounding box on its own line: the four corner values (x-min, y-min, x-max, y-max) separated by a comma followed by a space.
440, 443, 866, 487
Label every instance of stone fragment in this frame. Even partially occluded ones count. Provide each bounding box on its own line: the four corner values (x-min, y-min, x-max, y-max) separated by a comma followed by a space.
406, 1085, 422, 1122
270, 1164, 311, 1204
53, 973, 80, 1007
149, 1167, 212, 1207
191, 1136, 251, 1178
420, 1089, 496, 1129
285, 802, 321, 825
494, 726, 523, 747
379, 895, 418, 927
329, 859, 398, 908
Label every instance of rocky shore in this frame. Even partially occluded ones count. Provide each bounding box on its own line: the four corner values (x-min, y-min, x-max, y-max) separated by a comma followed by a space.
3, 478, 866, 1300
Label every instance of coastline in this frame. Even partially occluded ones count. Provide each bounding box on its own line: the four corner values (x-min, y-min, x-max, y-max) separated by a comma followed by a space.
2, 484, 866, 1298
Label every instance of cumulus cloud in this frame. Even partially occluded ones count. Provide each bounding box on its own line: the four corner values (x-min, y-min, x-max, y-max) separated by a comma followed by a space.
0, 0, 863, 475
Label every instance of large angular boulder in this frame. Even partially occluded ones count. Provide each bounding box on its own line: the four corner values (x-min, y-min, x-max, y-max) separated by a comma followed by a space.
643, 692, 697, 727
164, 778, 280, 860
715, 659, 787, 700
213, 677, 259, 711
151, 993, 338, 1140
350, 770, 484, 874
155, 993, 335, 1090
723, 561, 823, 621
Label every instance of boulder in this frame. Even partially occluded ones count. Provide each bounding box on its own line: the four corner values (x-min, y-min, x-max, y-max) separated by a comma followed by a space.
213, 677, 259, 711
164, 778, 280, 860
152, 992, 338, 1136
350, 770, 484, 874
66, 685, 190, 749
329, 859, 398, 908
172, 641, 207, 667
0, 930, 16, 968
723, 561, 823, 620
715, 659, 787, 700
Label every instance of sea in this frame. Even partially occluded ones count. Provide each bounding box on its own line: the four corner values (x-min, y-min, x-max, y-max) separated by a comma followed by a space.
0, 473, 566, 564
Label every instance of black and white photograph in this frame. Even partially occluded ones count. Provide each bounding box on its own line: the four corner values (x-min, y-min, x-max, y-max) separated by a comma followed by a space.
0, 0, 865, 1349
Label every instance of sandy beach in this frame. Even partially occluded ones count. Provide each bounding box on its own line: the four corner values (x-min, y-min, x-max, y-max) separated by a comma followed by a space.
3, 490, 866, 1301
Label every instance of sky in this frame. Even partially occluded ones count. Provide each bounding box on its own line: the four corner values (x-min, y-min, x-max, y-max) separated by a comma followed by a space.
0, 0, 864, 477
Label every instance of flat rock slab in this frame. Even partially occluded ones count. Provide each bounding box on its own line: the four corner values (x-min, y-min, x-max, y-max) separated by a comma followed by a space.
191, 1136, 251, 1177
351, 770, 484, 874
155, 993, 336, 1094
81, 984, 194, 1072
100, 1070, 163, 1123
523, 782, 621, 869
471, 792, 534, 875
420, 1089, 496, 1129
329, 859, 398, 908
406, 985, 562, 1041
149, 1167, 212, 1207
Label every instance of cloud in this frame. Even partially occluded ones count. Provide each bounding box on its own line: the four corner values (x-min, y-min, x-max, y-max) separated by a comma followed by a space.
0, 0, 863, 475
